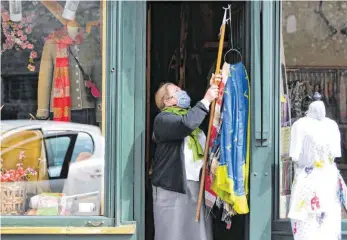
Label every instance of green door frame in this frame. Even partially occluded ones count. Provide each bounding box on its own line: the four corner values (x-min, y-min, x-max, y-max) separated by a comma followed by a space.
110, 0, 146, 239
249, 1, 278, 240
270, 0, 294, 238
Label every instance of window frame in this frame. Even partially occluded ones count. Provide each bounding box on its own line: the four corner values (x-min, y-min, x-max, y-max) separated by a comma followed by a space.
44, 130, 95, 180
0, 0, 146, 231
272, 1, 292, 237
44, 132, 75, 179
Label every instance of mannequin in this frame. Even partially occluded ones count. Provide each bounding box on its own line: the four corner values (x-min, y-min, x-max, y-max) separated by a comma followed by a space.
67, 20, 79, 40
288, 93, 342, 240
36, 20, 102, 125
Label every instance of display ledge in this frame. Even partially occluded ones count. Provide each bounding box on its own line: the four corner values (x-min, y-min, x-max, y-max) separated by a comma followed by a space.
0, 224, 136, 235
272, 231, 347, 239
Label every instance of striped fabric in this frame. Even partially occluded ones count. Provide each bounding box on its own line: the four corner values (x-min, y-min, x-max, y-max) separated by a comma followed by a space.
47, 27, 83, 121
204, 62, 230, 209
204, 62, 251, 228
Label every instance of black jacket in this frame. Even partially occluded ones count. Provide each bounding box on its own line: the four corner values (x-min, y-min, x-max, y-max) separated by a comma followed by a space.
151, 102, 209, 193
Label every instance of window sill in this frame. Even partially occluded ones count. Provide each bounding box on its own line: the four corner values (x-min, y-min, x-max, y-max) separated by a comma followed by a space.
0, 224, 136, 235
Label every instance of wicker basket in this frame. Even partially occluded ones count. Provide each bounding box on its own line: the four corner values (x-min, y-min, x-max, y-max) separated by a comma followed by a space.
0, 182, 26, 215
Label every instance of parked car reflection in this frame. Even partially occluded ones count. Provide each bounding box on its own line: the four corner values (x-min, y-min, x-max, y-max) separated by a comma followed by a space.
0, 120, 104, 216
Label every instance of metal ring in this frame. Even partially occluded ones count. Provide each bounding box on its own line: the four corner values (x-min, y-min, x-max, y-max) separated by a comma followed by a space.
224, 48, 243, 63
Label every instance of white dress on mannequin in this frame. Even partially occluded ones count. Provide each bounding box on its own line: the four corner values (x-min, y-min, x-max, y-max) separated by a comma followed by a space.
288, 100, 342, 240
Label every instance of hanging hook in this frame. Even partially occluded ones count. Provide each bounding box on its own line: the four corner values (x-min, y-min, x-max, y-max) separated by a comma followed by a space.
221, 5, 230, 25
222, 5, 231, 11
218, 6, 230, 38
229, 20, 234, 49
223, 4, 242, 63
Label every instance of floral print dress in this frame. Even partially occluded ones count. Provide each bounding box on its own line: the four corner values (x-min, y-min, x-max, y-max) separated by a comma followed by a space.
289, 111, 343, 240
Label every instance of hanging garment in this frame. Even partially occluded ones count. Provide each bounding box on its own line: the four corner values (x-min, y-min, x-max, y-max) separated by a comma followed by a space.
37, 28, 102, 122
289, 81, 303, 121
301, 82, 313, 115
46, 28, 83, 121
288, 101, 342, 240
204, 62, 230, 210
338, 71, 347, 123
289, 81, 312, 122
211, 62, 250, 214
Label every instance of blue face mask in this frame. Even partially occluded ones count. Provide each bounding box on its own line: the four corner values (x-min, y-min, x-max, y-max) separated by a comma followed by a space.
175, 90, 191, 109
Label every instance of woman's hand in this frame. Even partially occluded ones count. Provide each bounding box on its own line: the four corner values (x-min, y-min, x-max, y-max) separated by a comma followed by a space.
209, 72, 222, 86
204, 85, 219, 103
204, 72, 222, 103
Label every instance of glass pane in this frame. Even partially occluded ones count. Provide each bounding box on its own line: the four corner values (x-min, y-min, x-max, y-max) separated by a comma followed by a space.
1, 0, 105, 217
280, 1, 347, 219
71, 132, 94, 163
46, 135, 71, 178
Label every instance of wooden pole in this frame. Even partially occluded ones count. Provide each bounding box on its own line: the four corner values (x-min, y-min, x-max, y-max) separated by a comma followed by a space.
195, 8, 228, 222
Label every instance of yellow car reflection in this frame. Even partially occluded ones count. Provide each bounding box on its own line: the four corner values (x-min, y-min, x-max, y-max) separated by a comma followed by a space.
0, 120, 104, 216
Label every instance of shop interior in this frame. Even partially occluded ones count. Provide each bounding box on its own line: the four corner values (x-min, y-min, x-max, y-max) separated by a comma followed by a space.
279, 1, 347, 220
0, 0, 252, 237
145, 2, 250, 240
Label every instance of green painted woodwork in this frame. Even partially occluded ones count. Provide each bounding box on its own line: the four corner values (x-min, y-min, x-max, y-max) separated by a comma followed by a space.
249, 1, 276, 240
272, 0, 281, 223
131, 2, 146, 240
105, 1, 146, 240
260, 1, 274, 147
253, 0, 273, 148
113, 0, 135, 223
104, 0, 118, 224
113, 0, 135, 224
0, 216, 113, 227
252, 1, 262, 146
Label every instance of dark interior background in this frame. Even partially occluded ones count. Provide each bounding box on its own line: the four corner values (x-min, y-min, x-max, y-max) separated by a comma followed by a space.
146, 2, 250, 240
1, 1, 251, 238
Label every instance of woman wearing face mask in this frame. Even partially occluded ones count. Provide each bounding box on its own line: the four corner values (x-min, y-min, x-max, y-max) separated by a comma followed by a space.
151, 74, 221, 240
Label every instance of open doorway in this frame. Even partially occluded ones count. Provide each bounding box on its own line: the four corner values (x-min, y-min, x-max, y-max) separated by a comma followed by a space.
145, 2, 251, 240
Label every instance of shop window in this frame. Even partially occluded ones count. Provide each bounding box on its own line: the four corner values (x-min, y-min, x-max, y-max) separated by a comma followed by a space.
279, 1, 347, 220
1, 0, 105, 218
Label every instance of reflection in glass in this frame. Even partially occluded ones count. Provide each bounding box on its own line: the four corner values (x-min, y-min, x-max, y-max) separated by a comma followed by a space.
1, 1, 105, 217
9, 0, 22, 22
62, 0, 80, 20
280, 1, 347, 219
0, 123, 104, 216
